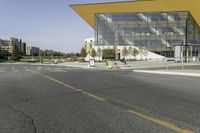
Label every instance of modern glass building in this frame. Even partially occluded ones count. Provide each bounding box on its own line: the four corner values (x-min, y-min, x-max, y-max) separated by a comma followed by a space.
71, 0, 200, 60
95, 12, 200, 57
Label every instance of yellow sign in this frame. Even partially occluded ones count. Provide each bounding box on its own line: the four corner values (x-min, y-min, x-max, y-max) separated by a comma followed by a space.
108, 61, 113, 69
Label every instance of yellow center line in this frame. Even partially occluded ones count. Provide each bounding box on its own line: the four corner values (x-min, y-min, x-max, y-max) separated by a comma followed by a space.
128, 110, 193, 133
82, 91, 105, 101
28, 69, 193, 133
28, 70, 104, 101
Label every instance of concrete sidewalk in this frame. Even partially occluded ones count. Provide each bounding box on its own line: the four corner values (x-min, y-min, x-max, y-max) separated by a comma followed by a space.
58, 62, 107, 69
133, 69, 200, 77
120, 61, 200, 69
58, 61, 200, 70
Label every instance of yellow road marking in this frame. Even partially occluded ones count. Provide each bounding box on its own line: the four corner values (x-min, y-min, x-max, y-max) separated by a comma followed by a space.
28, 69, 193, 133
83, 91, 105, 101
128, 110, 193, 133
44, 74, 105, 101
29, 70, 104, 101
29, 70, 82, 92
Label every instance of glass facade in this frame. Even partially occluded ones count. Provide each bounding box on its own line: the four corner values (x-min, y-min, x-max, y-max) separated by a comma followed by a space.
95, 11, 200, 57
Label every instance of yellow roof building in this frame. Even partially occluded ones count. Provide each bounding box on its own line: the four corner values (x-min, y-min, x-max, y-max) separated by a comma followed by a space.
71, 0, 200, 60
71, 0, 200, 28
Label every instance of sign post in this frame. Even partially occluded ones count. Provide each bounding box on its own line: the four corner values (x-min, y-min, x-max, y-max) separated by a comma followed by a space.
89, 59, 95, 67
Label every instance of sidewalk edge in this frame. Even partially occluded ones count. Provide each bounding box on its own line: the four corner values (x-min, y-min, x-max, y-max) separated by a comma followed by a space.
133, 70, 200, 77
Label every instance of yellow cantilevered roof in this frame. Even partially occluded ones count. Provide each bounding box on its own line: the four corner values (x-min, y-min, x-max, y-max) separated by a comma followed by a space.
70, 0, 200, 28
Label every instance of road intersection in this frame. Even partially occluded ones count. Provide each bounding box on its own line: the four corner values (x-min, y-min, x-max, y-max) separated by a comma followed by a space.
0, 64, 199, 133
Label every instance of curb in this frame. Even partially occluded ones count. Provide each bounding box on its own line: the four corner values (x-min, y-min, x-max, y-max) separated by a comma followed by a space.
133, 70, 200, 77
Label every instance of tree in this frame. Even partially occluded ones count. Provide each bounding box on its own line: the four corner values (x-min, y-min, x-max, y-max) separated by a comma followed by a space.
11, 44, 21, 61
112, 45, 118, 60
122, 47, 128, 58
138, 47, 148, 60
138, 48, 144, 60
132, 48, 139, 57
91, 48, 97, 58
128, 46, 133, 60
0, 46, 3, 58
97, 47, 102, 60
112, 46, 117, 53
87, 50, 90, 56
80, 47, 87, 57
143, 47, 148, 60
102, 49, 115, 59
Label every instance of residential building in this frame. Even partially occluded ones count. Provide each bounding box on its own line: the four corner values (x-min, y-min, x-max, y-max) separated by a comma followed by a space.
0, 37, 27, 55
26, 46, 40, 56
9, 38, 26, 55
18, 39, 26, 55
26, 46, 31, 56
0, 39, 10, 55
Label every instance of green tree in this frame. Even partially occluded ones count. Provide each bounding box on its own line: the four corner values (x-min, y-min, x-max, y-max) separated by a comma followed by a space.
11, 45, 21, 61
122, 47, 128, 58
102, 49, 115, 59
80, 47, 87, 57
138, 47, 148, 60
97, 47, 102, 59
91, 48, 96, 58
143, 47, 148, 60
132, 48, 139, 57
87, 50, 90, 56
128, 46, 133, 60
112, 45, 118, 60
0, 45, 3, 58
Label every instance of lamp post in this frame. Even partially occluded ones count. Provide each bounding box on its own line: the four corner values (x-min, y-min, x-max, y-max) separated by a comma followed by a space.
185, 18, 189, 63
181, 41, 184, 70
165, 32, 167, 58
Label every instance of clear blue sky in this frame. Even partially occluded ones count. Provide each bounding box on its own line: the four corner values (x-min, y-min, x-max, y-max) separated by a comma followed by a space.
0, 0, 126, 53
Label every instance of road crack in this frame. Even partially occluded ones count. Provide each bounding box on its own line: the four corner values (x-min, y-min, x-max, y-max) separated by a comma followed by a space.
7, 104, 37, 133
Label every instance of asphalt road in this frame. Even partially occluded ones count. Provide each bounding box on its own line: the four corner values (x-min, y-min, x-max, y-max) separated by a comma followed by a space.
0, 64, 200, 133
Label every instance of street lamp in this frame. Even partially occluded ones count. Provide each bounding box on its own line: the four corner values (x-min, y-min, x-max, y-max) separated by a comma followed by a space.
181, 41, 184, 70
185, 18, 190, 63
